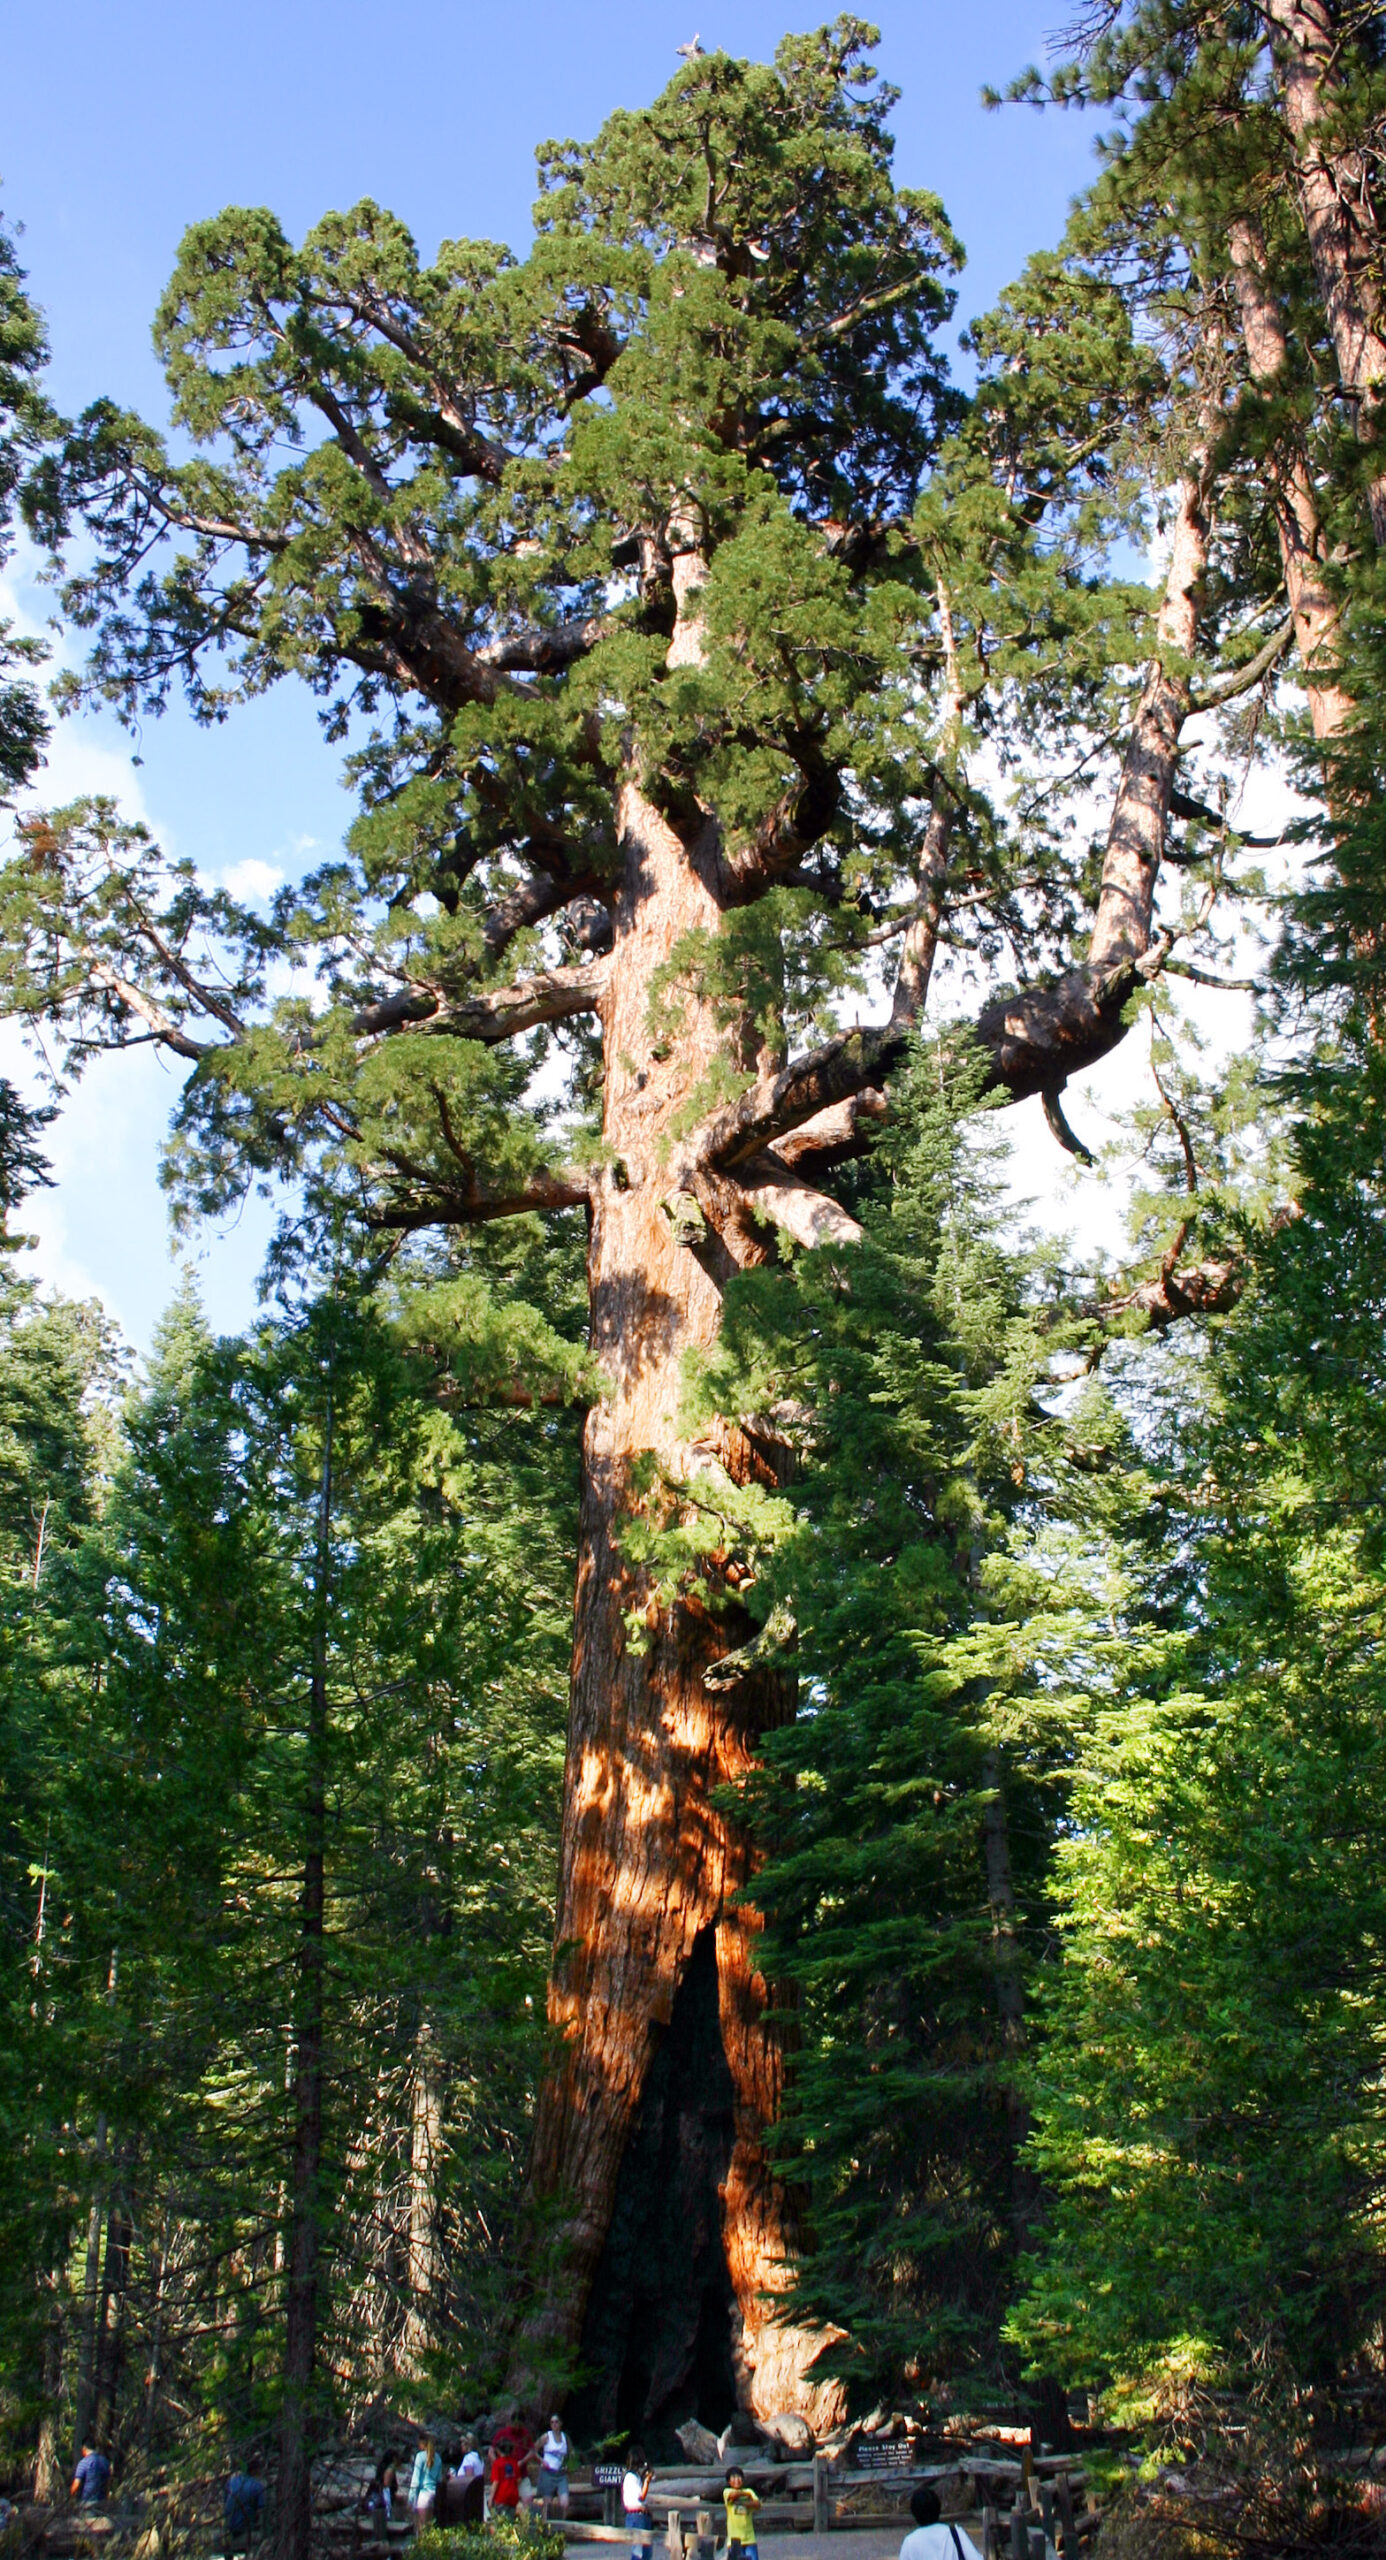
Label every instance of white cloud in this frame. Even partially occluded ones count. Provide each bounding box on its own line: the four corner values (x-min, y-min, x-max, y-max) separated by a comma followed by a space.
220, 856, 284, 903
0, 547, 153, 830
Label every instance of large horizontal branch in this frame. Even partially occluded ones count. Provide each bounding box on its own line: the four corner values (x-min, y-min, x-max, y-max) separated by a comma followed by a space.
731, 1151, 864, 1250
352, 953, 609, 1044
486, 874, 612, 974
761, 1089, 889, 1174
475, 613, 610, 675
368, 1164, 592, 1231
692, 939, 1169, 1176
974, 957, 1138, 1105
695, 1024, 903, 1171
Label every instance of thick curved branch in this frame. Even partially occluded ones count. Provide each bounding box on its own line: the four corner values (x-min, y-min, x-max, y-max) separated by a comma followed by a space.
693, 412, 1220, 1172
716, 732, 842, 905
475, 614, 610, 675
696, 1023, 901, 1170
86, 960, 214, 1062
352, 954, 610, 1044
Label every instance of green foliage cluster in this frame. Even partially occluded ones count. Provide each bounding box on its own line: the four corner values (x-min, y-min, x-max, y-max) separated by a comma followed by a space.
1010, 1046, 1386, 2399
0, 214, 51, 796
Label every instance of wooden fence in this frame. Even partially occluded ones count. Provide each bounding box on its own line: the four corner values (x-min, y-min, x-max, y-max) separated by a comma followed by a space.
561, 2452, 1101, 2549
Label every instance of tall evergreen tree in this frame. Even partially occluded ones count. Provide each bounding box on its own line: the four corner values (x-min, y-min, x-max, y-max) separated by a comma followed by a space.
1008, 1035, 1386, 2397
1, 23, 1295, 2417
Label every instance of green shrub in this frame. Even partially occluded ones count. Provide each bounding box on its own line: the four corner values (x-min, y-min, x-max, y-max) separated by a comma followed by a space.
415, 2520, 566, 2560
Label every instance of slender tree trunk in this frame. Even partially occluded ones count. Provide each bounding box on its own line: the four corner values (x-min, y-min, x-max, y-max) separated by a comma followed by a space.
276, 1398, 333, 2560
513, 552, 839, 2425
94, 2177, 132, 2448
402, 2016, 442, 2377
1228, 212, 1355, 739
982, 1755, 1072, 2448
1091, 433, 1213, 974
33, 2276, 65, 2502
141, 2207, 171, 2464
73, 2096, 111, 2463
891, 577, 963, 1028
1264, 0, 1386, 544
981, 1748, 1034, 2229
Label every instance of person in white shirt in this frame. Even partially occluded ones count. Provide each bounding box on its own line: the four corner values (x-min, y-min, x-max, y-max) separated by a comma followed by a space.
623, 2448, 653, 2560
900, 2485, 984, 2560
456, 2441, 485, 2527
539, 2418, 571, 2517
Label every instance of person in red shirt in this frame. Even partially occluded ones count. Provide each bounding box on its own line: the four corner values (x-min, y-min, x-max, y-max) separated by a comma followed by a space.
489, 2442, 522, 2514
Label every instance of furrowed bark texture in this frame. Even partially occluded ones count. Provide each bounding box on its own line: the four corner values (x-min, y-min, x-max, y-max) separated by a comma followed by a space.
512, 563, 841, 2429
1266, 0, 1386, 545
402, 2019, 443, 2377
1228, 212, 1355, 738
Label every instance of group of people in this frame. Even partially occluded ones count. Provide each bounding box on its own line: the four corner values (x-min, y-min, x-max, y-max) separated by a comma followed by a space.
367, 2417, 573, 2536
620, 2453, 763, 2560
622, 2453, 985, 2560
216, 2427, 983, 2560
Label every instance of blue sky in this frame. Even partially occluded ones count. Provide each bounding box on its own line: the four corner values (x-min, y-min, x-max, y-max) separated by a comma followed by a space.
2, 0, 1112, 1352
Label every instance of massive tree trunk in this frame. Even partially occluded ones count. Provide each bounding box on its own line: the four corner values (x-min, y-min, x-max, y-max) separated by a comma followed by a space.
515, 772, 833, 2428
511, 437, 1228, 2422
512, 563, 841, 2431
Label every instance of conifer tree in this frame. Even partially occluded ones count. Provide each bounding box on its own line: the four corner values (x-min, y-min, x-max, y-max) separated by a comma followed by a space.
3, 1227, 581, 2526
1008, 1032, 1386, 2395
0, 211, 51, 797
0, 24, 1318, 2412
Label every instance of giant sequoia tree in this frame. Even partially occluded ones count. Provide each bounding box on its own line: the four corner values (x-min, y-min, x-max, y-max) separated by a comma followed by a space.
3, 19, 1325, 2420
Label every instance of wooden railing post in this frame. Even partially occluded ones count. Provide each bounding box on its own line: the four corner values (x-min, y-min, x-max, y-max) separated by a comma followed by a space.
812, 2459, 830, 2537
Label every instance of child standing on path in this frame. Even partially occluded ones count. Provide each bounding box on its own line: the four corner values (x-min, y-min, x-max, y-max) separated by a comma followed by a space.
622, 2448, 653, 2560
723, 2467, 761, 2560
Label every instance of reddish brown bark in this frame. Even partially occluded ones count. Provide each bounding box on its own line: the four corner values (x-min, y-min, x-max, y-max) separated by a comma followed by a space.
1228, 212, 1355, 738
513, 769, 838, 2422
511, 554, 844, 2425
1264, 0, 1386, 545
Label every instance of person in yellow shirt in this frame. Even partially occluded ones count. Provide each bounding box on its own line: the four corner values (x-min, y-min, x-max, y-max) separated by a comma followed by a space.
723, 2467, 761, 2560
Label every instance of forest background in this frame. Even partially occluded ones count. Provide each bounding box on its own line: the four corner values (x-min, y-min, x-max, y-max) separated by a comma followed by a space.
4, 4, 1386, 2558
